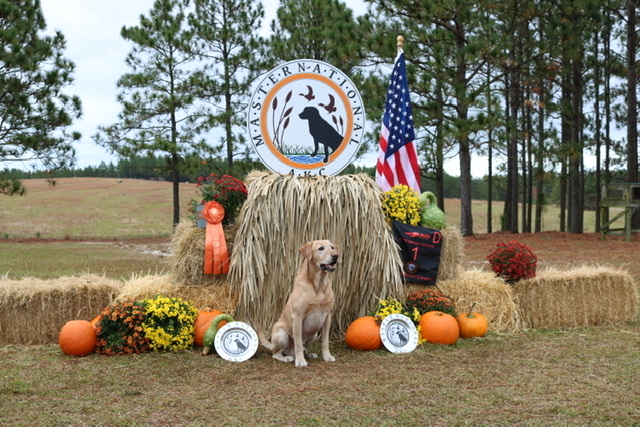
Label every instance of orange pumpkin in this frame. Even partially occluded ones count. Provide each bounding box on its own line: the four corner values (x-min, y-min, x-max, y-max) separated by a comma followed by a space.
89, 314, 101, 329
419, 311, 459, 345
345, 316, 383, 351
58, 320, 97, 356
456, 311, 489, 338
194, 309, 226, 347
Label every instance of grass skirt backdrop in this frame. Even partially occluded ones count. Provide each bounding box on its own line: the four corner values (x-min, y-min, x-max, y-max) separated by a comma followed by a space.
229, 172, 404, 338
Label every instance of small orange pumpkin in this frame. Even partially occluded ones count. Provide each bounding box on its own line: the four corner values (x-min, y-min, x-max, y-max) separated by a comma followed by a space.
194, 309, 226, 347
419, 311, 459, 345
58, 320, 97, 356
89, 314, 101, 329
345, 316, 383, 351
456, 305, 489, 338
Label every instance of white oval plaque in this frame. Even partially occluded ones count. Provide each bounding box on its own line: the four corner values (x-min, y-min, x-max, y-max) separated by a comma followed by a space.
379, 313, 419, 353
213, 321, 259, 362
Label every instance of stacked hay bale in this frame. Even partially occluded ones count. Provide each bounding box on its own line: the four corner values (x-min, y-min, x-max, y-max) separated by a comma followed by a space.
0, 274, 121, 344
437, 269, 522, 333
116, 271, 237, 314
229, 172, 405, 337
169, 221, 237, 288
162, 172, 465, 337
512, 265, 639, 328
435, 225, 465, 282
114, 221, 238, 313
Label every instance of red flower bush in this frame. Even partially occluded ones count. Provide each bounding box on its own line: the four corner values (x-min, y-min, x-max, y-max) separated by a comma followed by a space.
487, 240, 537, 282
191, 173, 248, 225
404, 287, 457, 317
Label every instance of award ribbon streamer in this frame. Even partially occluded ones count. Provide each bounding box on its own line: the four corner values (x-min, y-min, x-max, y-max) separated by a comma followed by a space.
202, 201, 229, 275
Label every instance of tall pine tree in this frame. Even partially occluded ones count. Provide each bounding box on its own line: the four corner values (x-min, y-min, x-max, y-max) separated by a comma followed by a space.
0, 0, 81, 195
93, 0, 212, 226
189, 0, 265, 174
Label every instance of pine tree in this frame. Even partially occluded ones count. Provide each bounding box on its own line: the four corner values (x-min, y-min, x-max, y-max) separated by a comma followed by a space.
365, 0, 501, 236
189, 0, 265, 174
0, 0, 81, 195
93, 0, 211, 225
267, 0, 367, 74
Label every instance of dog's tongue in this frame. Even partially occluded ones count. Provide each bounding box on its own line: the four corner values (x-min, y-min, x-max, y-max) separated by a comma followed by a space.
321, 263, 336, 272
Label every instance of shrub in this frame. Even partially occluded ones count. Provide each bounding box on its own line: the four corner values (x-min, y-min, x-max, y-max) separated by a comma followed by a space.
487, 240, 537, 282
404, 287, 458, 317
190, 173, 248, 225
95, 300, 151, 355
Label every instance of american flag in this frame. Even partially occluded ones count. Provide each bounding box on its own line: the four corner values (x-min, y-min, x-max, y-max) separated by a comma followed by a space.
375, 50, 421, 193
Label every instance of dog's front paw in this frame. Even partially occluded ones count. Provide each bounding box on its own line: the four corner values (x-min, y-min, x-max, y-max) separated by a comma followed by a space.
295, 358, 308, 368
323, 354, 336, 363
273, 354, 294, 363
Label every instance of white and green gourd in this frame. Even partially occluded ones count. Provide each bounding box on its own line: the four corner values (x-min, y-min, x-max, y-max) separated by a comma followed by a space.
418, 191, 446, 230
201, 313, 235, 355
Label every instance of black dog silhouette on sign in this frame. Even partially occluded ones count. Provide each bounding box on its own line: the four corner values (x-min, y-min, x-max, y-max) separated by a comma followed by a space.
298, 106, 344, 163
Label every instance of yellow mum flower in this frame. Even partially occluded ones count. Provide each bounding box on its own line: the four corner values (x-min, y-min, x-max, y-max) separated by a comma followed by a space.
381, 185, 421, 226
140, 295, 198, 352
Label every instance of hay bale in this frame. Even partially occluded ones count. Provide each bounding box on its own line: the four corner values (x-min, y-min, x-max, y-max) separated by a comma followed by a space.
512, 265, 639, 329
229, 172, 405, 337
434, 269, 522, 333
436, 225, 464, 281
0, 274, 122, 344
116, 273, 237, 314
169, 220, 236, 287
117, 273, 180, 300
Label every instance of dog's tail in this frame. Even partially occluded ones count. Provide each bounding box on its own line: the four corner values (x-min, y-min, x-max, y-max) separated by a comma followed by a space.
256, 327, 273, 350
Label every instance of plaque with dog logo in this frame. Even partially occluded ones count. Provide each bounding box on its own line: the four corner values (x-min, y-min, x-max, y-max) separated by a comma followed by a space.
247, 59, 366, 176
214, 322, 259, 362
379, 313, 419, 353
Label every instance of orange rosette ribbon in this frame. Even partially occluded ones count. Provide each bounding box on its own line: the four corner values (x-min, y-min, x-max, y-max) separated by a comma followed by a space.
202, 201, 229, 275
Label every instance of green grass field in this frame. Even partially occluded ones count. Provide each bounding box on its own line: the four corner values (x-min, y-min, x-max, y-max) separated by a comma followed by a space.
0, 177, 198, 240
0, 177, 608, 280
0, 177, 609, 240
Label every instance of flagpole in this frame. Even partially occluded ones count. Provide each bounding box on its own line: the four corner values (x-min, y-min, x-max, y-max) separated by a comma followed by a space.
397, 35, 404, 52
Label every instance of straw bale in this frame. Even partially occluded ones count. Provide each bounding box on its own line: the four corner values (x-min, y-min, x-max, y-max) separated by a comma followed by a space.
0, 274, 122, 344
436, 225, 464, 281
432, 269, 522, 333
229, 172, 405, 337
169, 220, 236, 287
512, 265, 639, 329
116, 273, 237, 314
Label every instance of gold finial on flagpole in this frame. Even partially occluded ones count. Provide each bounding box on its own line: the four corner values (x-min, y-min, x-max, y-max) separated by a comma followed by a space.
397, 35, 404, 49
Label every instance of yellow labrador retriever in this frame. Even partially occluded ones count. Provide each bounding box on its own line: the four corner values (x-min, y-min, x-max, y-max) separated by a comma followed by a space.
258, 240, 339, 367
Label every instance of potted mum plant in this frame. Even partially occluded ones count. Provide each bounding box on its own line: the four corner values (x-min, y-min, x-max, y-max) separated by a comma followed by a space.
487, 240, 538, 282
190, 173, 248, 226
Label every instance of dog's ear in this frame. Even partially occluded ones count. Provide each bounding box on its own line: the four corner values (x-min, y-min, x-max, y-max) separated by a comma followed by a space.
299, 242, 314, 260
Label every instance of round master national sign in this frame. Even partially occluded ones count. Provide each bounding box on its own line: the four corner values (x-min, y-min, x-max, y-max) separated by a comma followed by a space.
247, 59, 366, 176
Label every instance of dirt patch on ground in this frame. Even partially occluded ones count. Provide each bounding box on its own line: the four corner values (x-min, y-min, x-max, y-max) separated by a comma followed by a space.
462, 231, 640, 283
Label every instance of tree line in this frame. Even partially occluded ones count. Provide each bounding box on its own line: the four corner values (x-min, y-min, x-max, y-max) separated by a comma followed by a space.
4, 154, 629, 216
1, 0, 638, 235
